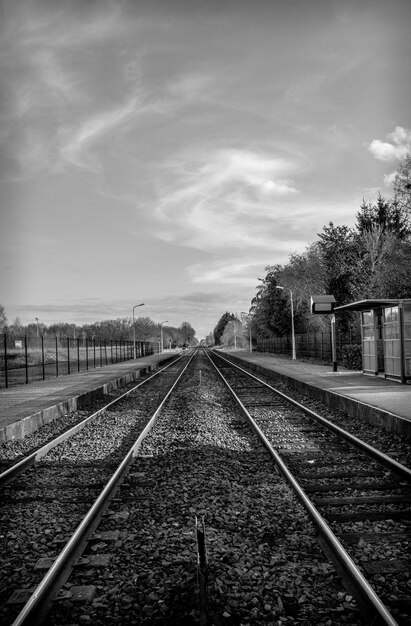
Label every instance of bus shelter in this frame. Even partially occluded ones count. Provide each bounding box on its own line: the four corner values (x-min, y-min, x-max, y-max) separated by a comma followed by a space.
335, 299, 411, 384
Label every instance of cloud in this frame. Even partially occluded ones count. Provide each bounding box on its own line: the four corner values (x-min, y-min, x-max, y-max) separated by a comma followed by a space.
168, 71, 216, 104
368, 126, 411, 162
383, 171, 397, 187
58, 94, 142, 169
188, 259, 262, 285
154, 147, 300, 251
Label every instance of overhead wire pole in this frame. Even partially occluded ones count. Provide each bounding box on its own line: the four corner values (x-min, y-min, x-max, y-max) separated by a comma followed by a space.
132, 303, 145, 359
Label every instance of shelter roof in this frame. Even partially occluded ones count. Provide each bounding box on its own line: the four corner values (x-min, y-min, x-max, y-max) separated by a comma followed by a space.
335, 299, 399, 312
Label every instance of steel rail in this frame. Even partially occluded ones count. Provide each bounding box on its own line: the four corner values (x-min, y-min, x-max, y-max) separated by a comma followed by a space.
212, 350, 411, 482
205, 348, 399, 626
11, 350, 197, 626
0, 353, 185, 488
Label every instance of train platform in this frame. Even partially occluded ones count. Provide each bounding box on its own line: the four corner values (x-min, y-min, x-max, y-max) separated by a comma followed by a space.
219, 350, 411, 440
0, 351, 180, 443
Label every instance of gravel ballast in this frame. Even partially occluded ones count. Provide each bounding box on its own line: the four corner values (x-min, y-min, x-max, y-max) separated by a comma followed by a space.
46, 352, 364, 625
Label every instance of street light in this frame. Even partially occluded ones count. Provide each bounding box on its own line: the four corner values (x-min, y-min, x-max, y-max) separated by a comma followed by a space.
132, 303, 145, 359
160, 320, 168, 354
276, 286, 296, 360
241, 312, 253, 352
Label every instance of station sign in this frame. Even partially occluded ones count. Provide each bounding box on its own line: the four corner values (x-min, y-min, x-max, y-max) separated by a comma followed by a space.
311, 295, 336, 314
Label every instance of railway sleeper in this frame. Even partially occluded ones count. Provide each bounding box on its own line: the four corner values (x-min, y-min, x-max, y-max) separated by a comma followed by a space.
313, 494, 411, 505
341, 531, 411, 544
34, 554, 111, 570
303, 481, 403, 492
7, 585, 97, 606
361, 559, 409, 575
326, 510, 411, 521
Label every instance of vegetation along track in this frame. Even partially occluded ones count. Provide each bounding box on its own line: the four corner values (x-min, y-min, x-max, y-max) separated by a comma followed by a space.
207, 349, 411, 625
0, 351, 194, 625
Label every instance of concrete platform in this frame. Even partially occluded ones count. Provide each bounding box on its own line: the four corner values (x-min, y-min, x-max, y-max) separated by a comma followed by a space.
218, 350, 411, 440
0, 352, 180, 443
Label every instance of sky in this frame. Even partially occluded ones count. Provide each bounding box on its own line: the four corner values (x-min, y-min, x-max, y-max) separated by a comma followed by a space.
1, 0, 410, 339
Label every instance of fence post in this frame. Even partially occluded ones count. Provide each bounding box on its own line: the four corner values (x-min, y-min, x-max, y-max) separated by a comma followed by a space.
25, 335, 29, 384
4, 334, 8, 389
100, 340, 102, 367
41, 335, 45, 380
77, 337, 80, 372
55, 337, 59, 377
67, 337, 70, 374
105, 341, 108, 365
86, 337, 89, 370
110, 340, 113, 364
93, 339, 96, 369
331, 316, 337, 372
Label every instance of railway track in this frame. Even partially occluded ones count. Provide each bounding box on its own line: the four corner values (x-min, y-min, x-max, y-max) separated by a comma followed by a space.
0, 348, 409, 624
207, 349, 411, 626
0, 351, 194, 625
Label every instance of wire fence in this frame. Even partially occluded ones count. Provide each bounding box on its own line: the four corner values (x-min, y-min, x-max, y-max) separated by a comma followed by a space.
255, 330, 361, 363
0, 334, 155, 388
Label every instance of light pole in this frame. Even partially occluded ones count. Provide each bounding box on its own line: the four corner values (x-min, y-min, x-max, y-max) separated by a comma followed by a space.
160, 320, 168, 354
276, 286, 296, 360
132, 303, 145, 359
241, 312, 253, 352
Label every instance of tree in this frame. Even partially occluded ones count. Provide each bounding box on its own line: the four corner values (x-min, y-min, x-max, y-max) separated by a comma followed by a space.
6, 317, 24, 338
221, 317, 244, 348
179, 321, 196, 346
213, 312, 236, 345
0, 304, 7, 333
133, 317, 156, 342
317, 222, 358, 306
356, 193, 410, 240
393, 153, 411, 214
205, 332, 215, 346
377, 238, 411, 298
250, 267, 293, 337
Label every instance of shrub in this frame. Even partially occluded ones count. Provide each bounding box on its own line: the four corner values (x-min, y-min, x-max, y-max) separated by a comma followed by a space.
340, 344, 362, 370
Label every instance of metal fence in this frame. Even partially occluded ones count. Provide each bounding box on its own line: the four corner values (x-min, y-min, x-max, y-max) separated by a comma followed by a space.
256, 330, 361, 363
0, 334, 155, 388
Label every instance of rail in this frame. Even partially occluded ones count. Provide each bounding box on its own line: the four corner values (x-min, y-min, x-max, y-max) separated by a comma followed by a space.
205, 348, 402, 626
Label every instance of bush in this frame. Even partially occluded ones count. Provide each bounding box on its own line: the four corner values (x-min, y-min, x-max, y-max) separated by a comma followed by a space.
340, 344, 362, 370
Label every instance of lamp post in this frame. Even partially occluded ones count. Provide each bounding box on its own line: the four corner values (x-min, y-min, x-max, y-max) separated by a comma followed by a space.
241, 312, 253, 352
160, 320, 168, 354
132, 303, 145, 359
276, 286, 296, 360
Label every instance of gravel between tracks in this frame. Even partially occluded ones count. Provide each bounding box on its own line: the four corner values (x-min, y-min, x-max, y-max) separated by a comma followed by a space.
47, 354, 362, 626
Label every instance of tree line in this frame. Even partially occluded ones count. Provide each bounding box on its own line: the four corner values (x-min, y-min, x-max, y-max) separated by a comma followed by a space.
213, 154, 411, 345
0, 308, 196, 349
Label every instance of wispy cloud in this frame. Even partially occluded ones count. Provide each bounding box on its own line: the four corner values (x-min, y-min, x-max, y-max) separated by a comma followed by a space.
188, 259, 266, 285
368, 126, 411, 162
58, 94, 143, 170
154, 147, 299, 251
167, 71, 217, 104
32, 49, 81, 103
